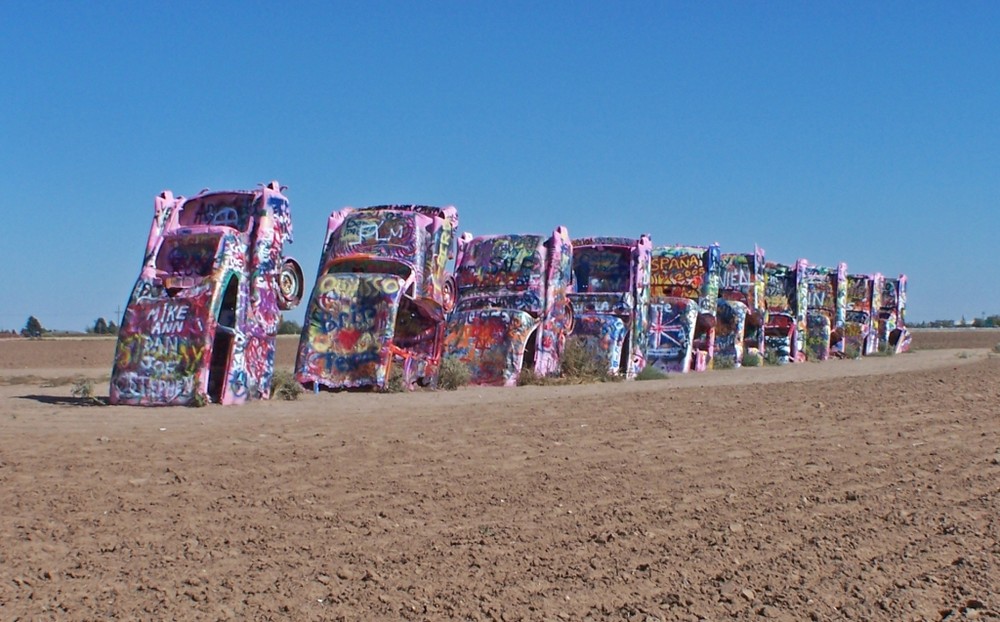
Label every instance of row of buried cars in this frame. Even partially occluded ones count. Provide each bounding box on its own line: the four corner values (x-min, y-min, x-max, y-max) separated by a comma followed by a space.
109, 183, 911, 406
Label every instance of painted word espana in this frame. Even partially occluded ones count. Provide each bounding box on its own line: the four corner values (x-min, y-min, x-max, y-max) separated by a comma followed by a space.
647, 244, 722, 373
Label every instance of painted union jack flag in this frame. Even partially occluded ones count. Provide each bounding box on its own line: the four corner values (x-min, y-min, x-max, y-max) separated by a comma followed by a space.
648, 303, 688, 354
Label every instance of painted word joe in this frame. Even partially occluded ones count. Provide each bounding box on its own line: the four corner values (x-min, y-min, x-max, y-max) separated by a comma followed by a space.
110, 181, 303, 406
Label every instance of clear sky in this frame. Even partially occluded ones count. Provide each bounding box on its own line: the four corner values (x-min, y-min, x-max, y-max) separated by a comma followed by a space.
2, 1, 998, 331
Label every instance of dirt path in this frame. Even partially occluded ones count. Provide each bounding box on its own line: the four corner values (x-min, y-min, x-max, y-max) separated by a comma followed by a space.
0, 338, 998, 621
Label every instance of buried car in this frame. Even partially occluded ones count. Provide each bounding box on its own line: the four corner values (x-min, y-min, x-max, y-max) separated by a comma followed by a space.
568, 235, 652, 378
802, 262, 848, 361
443, 228, 574, 386
717, 248, 767, 367
646, 244, 722, 373
844, 272, 883, 357
879, 274, 912, 354
110, 181, 304, 406
763, 260, 808, 363
295, 205, 458, 390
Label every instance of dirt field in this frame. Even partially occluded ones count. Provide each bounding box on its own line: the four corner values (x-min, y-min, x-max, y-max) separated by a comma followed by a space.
1, 330, 998, 621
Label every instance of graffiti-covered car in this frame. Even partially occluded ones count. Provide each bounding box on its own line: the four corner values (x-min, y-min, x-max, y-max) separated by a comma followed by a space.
110, 181, 304, 406
295, 205, 458, 390
717, 248, 767, 367
569, 236, 652, 378
802, 263, 847, 361
763, 260, 808, 363
879, 274, 911, 353
443, 228, 574, 386
844, 273, 883, 357
646, 244, 722, 373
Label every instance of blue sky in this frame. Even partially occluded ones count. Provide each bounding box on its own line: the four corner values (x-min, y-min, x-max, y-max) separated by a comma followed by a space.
2, 1, 998, 331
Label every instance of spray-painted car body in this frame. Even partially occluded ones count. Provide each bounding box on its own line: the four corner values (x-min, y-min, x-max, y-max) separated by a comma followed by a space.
844, 273, 883, 357
763, 260, 808, 363
443, 228, 574, 386
879, 274, 911, 353
569, 236, 652, 378
803, 263, 848, 361
295, 205, 458, 390
717, 248, 767, 367
110, 182, 303, 406
646, 244, 722, 373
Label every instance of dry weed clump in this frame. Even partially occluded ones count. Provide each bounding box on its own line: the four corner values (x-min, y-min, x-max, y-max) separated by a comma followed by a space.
517, 368, 547, 386
70, 378, 105, 406
560, 336, 619, 383
271, 369, 303, 400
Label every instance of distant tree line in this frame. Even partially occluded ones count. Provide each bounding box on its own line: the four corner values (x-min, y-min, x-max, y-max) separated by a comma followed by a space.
87, 317, 119, 335
911, 315, 1000, 328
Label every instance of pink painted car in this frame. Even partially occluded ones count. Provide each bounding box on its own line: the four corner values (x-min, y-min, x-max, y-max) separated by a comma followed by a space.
803, 262, 847, 361
443, 228, 575, 386
763, 260, 808, 363
569, 236, 652, 378
647, 244, 722, 373
844, 273, 883, 357
717, 248, 767, 367
110, 181, 303, 406
295, 205, 458, 390
879, 274, 911, 353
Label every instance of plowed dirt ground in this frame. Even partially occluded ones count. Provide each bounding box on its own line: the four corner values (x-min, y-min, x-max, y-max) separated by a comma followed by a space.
1, 330, 998, 621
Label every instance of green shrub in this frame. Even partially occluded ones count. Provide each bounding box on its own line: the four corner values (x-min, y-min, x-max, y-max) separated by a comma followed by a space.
271, 369, 303, 400
806, 335, 827, 359
635, 365, 668, 381
742, 352, 762, 367
874, 344, 896, 357
277, 319, 302, 335
437, 356, 471, 391
383, 366, 407, 393
713, 357, 735, 370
